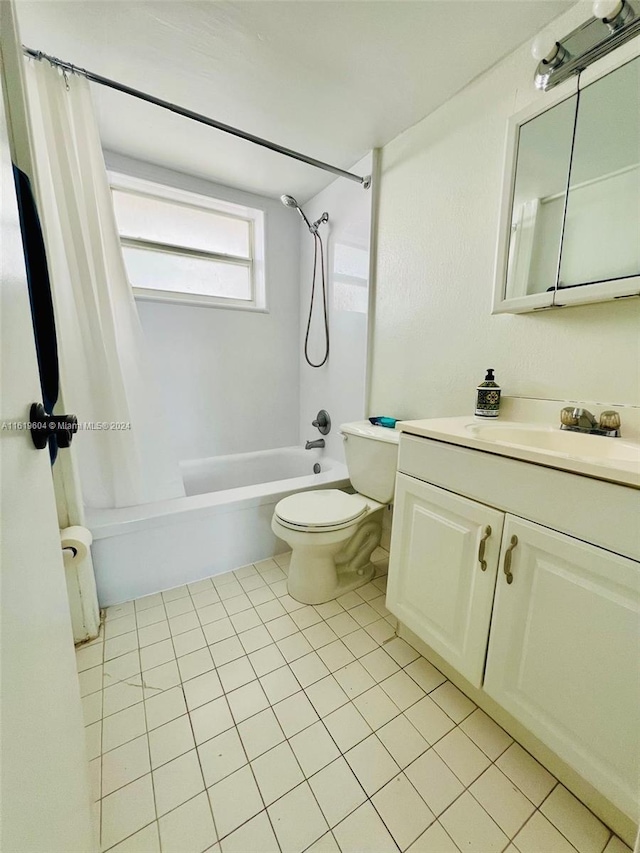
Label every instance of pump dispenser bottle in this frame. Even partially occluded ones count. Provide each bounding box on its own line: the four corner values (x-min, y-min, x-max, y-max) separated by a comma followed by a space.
475, 369, 501, 418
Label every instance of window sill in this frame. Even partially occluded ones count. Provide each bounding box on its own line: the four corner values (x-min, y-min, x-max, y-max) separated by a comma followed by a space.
132, 288, 269, 312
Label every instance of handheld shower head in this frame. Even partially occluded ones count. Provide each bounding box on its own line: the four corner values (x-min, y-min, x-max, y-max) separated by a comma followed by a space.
280, 193, 314, 232
281, 193, 330, 368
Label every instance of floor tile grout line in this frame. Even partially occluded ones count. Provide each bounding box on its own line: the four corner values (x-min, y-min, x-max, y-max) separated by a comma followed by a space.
189, 564, 282, 851
100, 817, 158, 853
104, 548, 385, 624
524, 786, 612, 853
147, 576, 394, 845
431, 819, 466, 853
275, 699, 370, 844
366, 782, 423, 853
403, 718, 529, 840
300, 830, 340, 853
99, 611, 430, 786
102, 788, 233, 852
185, 562, 282, 852
130, 590, 222, 845
99, 601, 144, 849
262, 678, 419, 847
534, 779, 612, 853
214, 732, 360, 849
510, 806, 581, 853
420, 723, 600, 852
98, 600, 398, 748
137, 591, 169, 853
406, 729, 565, 849
281, 650, 525, 849
95, 609, 106, 850
104, 692, 457, 842
156, 582, 218, 849
104, 746, 256, 849
98, 550, 621, 853
230, 719, 284, 852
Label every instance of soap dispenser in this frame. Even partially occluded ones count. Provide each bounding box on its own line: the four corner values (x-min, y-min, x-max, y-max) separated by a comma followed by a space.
475, 369, 501, 418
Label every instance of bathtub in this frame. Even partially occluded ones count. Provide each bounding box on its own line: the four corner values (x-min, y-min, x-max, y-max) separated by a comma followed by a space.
87, 446, 349, 606
181, 446, 334, 496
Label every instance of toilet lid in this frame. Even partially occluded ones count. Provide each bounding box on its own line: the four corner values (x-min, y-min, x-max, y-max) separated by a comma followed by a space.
275, 490, 368, 529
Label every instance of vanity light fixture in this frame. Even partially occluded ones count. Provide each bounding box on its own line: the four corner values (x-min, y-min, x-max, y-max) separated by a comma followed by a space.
593, 0, 635, 31
532, 0, 640, 90
531, 33, 569, 69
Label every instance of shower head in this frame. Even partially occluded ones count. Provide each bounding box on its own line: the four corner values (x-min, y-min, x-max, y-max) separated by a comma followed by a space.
280, 193, 314, 232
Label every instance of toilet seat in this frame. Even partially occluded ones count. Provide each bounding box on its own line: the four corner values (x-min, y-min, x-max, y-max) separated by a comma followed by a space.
274, 489, 370, 532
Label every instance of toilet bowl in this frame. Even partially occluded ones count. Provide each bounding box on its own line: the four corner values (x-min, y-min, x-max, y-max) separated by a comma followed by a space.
271, 490, 384, 604
271, 421, 400, 605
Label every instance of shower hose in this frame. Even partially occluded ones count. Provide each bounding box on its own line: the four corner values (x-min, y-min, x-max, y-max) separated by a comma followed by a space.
305, 230, 329, 368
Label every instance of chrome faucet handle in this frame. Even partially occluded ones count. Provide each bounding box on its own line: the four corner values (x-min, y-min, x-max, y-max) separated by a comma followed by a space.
572, 408, 598, 429
599, 410, 621, 431
311, 409, 331, 435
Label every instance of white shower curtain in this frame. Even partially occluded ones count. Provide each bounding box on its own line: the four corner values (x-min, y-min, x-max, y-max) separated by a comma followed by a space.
24, 59, 185, 508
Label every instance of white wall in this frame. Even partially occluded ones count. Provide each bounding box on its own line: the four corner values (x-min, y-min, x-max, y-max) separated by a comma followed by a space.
105, 152, 301, 461
371, 7, 640, 419
298, 152, 375, 461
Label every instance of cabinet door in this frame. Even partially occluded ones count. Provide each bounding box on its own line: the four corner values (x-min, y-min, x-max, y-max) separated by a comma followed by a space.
387, 475, 504, 687
484, 517, 640, 818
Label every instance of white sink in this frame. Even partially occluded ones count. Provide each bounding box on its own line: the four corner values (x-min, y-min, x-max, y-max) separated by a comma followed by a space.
467, 423, 640, 463
397, 416, 640, 488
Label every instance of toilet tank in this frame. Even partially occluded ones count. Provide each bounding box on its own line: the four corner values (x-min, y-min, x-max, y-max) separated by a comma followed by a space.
340, 421, 400, 504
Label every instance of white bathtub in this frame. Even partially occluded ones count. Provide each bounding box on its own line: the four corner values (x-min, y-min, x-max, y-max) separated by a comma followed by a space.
181, 446, 333, 495
88, 446, 349, 606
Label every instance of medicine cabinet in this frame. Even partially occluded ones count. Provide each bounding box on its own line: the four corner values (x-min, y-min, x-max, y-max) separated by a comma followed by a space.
492, 39, 640, 314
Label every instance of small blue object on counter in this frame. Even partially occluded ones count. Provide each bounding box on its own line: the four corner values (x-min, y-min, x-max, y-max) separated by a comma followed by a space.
369, 417, 399, 429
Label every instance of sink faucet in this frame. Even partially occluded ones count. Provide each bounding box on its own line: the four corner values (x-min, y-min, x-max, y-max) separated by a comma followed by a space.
572, 408, 598, 430
560, 407, 621, 437
305, 438, 325, 450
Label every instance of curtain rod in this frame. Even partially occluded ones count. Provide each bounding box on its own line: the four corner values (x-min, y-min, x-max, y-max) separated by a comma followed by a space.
23, 46, 371, 189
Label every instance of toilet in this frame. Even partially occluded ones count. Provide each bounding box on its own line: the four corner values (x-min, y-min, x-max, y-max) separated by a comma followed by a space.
271, 421, 400, 604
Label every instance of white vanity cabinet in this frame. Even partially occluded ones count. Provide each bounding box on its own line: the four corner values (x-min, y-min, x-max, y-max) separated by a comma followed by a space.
485, 516, 640, 817
387, 474, 504, 687
387, 433, 640, 823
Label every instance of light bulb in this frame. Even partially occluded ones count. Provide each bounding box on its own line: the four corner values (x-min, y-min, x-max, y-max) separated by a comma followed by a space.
593, 0, 624, 20
531, 34, 560, 63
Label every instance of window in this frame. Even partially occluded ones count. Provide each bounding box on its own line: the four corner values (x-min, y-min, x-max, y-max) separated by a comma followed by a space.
109, 173, 266, 310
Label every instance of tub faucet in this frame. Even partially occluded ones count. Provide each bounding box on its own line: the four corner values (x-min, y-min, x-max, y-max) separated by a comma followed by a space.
305, 438, 325, 450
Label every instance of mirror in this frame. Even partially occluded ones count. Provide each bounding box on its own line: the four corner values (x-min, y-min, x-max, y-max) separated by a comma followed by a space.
495, 50, 640, 313
505, 95, 577, 300
558, 57, 640, 291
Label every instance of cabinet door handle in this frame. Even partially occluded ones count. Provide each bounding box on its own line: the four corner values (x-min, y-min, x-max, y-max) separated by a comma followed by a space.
478, 525, 492, 571
503, 534, 518, 584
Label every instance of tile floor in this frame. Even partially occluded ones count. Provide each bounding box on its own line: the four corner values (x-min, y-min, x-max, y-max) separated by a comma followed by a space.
77, 547, 632, 853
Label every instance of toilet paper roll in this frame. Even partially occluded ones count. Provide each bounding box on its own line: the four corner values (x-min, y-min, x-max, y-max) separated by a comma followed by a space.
60, 525, 93, 564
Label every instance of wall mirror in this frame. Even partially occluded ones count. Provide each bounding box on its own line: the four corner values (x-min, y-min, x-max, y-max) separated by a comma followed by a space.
493, 41, 639, 314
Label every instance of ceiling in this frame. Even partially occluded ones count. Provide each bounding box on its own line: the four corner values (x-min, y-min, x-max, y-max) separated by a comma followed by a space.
16, 1, 573, 202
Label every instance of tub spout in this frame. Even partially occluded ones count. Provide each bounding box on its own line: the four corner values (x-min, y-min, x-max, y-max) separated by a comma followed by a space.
305, 438, 325, 450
